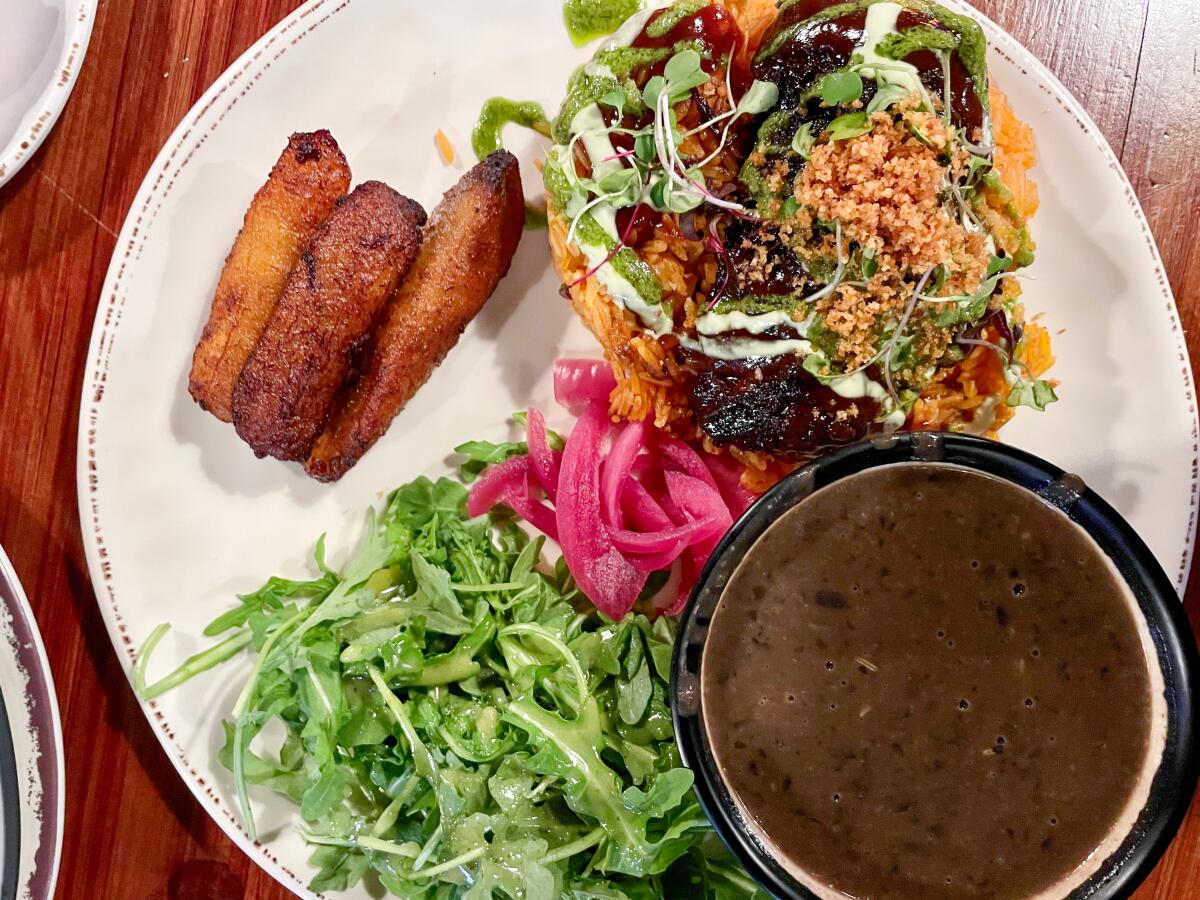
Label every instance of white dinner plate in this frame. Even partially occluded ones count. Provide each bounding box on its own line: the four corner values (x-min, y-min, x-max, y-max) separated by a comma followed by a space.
0, 546, 64, 900
0, 0, 96, 187
77, 0, 1198, 896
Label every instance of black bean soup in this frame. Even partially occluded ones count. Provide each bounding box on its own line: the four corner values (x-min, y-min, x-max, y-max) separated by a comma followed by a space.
702, 463, 1163, 899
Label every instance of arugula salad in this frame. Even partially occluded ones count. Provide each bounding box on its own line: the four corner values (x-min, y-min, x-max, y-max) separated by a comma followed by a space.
136, 473, 765, 898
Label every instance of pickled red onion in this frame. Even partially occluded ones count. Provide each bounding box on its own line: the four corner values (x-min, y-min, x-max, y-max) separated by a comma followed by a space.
553, 358, 617, 413
524, 407, 559, 503
555, 402, 645, 618
466, 360, 759, 619
601, 420, 646, 527
467, 456, 559, 541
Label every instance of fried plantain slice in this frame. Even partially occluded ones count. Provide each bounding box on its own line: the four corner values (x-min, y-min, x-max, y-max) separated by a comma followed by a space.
189, 131, 350, 422
231, 181, 427, 461
305, 150, 524, 482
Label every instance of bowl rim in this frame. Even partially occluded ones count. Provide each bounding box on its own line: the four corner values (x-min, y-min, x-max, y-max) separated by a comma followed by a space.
671, 431, 1200, 900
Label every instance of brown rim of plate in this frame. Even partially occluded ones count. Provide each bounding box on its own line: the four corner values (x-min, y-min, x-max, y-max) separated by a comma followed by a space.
0, 1, 98, 187
0, 546, 64, 899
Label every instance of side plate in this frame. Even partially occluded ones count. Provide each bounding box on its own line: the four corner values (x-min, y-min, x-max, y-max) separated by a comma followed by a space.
0, 546, 64, 899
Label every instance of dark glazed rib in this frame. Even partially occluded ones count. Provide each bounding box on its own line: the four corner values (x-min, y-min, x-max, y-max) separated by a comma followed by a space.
692, 354, 879, 460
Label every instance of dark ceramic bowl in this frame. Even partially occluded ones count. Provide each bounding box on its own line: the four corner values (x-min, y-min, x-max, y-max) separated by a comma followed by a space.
672, 432, 1200, 900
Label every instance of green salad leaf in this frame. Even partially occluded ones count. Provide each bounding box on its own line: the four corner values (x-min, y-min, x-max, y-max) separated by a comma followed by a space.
136, 474, 766, 898
1006, 368, 1059, 411
454, 439, 528, 483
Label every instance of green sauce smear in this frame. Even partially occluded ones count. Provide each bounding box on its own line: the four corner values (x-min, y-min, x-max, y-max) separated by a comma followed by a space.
472, 98, 553, 232
563, 0, 641, 47
710, 294, 804, 317
543, 156, 665, 312
594, 44, 675, 78
575, 215, 665, 308
876, 23, 958, 59
645, 0, 707, 38
543, 152, 575, 213
524, 205, 549, 230
805, 314, 842, 359
472, 98, 551, 160
553, 71, 623, 143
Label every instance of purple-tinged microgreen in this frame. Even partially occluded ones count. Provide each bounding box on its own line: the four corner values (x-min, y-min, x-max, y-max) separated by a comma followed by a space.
603, 148, 638, 163
701, 214, 734, 309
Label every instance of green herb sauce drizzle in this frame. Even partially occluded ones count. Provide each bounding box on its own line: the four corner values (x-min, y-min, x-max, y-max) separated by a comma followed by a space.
472, 98, 553, 230
472, 98, 550, 160
644, 0, 707, 38
563, 0, 642, 47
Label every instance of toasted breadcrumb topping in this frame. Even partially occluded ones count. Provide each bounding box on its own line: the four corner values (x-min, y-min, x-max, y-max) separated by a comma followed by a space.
793, 103, 992, 369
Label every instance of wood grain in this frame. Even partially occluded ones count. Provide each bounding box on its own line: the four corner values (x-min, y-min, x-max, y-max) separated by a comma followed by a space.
0, 0, 1195, 897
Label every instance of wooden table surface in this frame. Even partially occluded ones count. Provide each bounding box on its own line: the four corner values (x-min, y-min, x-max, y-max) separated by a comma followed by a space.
0, 0, 1197, 897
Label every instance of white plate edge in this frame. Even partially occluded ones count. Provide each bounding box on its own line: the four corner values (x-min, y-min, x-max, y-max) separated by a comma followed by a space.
0, 0, 98, 188
963, 0, 1200, 591
75, 3, 347, 893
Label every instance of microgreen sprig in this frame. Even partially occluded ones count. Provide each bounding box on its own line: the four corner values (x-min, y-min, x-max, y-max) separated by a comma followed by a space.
881, 266, 937, 404
801, 263, 934, 412
951, 309, 1057, 411
939, 50, 955, 127
563, 46, 779, 250
848, 58, 938, 112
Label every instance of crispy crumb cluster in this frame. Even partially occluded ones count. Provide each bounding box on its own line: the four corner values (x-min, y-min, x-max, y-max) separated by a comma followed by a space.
794, 104, 992, 369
